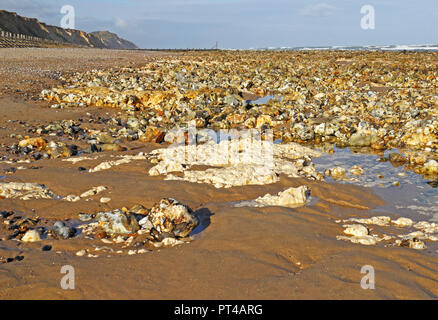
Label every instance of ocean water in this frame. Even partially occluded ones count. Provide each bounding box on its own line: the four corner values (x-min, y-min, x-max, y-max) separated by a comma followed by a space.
242, 44, 438, 51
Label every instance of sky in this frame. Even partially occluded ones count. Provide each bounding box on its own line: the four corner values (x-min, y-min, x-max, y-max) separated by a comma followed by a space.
1, 0, 438, 49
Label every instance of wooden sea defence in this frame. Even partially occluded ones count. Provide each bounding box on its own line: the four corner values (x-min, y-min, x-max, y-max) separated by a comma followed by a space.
0, 31, 81, 48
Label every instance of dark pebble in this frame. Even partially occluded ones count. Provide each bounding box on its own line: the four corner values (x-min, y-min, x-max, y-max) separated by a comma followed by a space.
4, 167, 16, 173
42, 245, 52, 252
8, 230, 20, 239
32, 153, 42, 161
35, 226, 45, 234
0, 211, 13, 218
427, 180, 438, 188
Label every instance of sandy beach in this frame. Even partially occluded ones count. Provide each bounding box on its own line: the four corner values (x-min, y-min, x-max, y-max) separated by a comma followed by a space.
0, 48, 437, 299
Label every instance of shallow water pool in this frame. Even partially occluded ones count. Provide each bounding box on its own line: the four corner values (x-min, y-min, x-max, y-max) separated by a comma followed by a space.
313, 147, 438, 221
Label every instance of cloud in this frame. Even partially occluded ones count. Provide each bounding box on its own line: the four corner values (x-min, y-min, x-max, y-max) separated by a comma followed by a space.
299, 3, 335, 17
0, 0, 61, 25
114, 17, 127, 28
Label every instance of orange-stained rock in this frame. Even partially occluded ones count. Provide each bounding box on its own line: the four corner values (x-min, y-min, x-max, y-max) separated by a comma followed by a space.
18, 137, 47, 150
139, 126, 165, 143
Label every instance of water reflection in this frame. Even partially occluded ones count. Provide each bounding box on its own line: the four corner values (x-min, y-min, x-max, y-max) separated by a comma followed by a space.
313, 146, 438, 221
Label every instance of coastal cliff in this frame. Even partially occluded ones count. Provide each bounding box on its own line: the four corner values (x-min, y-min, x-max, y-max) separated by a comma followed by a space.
0, 10, 138, 49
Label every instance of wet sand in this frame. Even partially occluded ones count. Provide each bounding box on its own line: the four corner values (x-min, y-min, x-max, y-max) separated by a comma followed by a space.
0, 49, 437, 299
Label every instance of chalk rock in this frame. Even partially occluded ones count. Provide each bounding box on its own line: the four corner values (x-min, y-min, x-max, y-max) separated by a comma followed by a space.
343, 224, 369, 237
100, 197, 111, 203
138, 216, 153, 231
349, 131, 377, 147
350, 165, 364, 176
413, 221, 438, 233
392, 217, 414, 227
398, 238, 426, 250
325, 167, 346, 180
21, 230, 41, 242
88, 158, 131, 173
147, 137, 322, 187
64, 194, 81, 202
96, 209, 140, 235
164, 130, 186, 144
336, 235, 377, 246
147, 198, 199, 239
76, 249, 86, 256
353, 235, 378, 245
52, 221, 76, 239
78, 213, 94, 222
168, 164, 279, 188
253, 186, 309, 208
347, 216, 391, 227
149, 160, 186, 176
423, 160, 438, 175
155, 237, 184, 247
0, 182, 57, 200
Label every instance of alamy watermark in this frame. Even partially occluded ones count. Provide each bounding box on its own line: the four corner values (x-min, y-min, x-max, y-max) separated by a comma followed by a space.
163, 122, 275, 169
60, 5, 75, 29
361, 5, 375, 30
60, 265, 75, 290
360, 265, 375, 290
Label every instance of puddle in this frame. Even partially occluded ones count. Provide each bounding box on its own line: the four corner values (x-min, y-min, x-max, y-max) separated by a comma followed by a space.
189, 208, 212, 238
313, 147, 438, 221
248, 95, 282, 105
231, 195, 319, 209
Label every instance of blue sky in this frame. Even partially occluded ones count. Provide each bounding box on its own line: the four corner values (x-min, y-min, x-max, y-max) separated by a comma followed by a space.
1, 0, 438, 49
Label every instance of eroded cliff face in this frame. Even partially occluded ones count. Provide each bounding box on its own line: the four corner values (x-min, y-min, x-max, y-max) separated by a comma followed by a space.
0, 10, 138, 49
88, 31, 138, 50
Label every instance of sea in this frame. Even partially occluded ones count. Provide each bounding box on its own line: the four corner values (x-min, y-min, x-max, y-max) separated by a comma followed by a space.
243, 44, 438, 51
